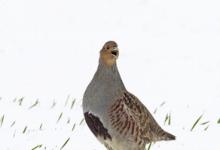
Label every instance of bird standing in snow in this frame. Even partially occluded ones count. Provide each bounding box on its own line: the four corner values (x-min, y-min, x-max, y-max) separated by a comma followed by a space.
83, 41, 175, 150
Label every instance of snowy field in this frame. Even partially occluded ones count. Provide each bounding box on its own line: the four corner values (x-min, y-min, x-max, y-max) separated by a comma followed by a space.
0, 0, 220, 149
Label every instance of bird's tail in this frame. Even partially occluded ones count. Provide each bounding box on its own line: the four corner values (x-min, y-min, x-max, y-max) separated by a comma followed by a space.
156, 129, 176, 141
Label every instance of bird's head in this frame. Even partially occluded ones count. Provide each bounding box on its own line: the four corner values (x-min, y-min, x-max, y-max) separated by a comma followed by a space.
100, 41, 119, 67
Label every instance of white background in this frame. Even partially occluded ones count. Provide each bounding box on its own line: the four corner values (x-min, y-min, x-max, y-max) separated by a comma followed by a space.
0, 0, 220, 149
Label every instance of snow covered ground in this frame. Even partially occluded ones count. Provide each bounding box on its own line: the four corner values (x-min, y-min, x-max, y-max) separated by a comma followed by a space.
0, 0, 220, 149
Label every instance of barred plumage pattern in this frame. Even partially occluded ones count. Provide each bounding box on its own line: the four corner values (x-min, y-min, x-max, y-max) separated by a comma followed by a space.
109, 92, 146, 146
108, 91, 168, 148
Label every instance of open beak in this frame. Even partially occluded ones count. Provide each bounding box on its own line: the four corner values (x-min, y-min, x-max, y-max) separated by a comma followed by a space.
111, 47, 119, 58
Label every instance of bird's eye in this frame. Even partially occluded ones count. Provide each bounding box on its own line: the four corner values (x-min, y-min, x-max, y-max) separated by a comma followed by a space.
106, 46, 110, 50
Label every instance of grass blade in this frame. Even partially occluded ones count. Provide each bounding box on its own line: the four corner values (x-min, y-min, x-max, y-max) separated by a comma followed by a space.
23, 126, 27, 134
18, 97, 24, 106
0, 115, 5, 127
159, 101, 166, 107
79, 118, 85, 125
204, 125, 209, 131
191, 114, 203, 131
168, 113, 171, 125
10, 121, 16, 127
67, 118, 70, 124
31, 144, 42, 150
57, 112, 63, 123
164, 114, 169, 125
60, 137, 70, 150
200, 121, 209, 125
51, 100, 56, 108
147, 142, 152, 150
39, 123, 43, 130
72, 123, 76, 131
70, 99, 76, 109
29, 99, 39, 109
13, 130, 16, 138
65, 95, 70, 106
0, 115, 4, 127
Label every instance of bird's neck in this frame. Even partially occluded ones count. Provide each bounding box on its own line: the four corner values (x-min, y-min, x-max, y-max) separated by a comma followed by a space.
82, 60, 126, 113
94, 61, 126, 90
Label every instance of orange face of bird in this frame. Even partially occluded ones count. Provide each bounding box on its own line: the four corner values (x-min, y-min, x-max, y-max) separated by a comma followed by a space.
100, 41, 119, 67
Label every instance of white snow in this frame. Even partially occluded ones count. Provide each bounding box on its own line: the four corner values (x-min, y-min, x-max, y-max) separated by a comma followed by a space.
0, 0, 220, 149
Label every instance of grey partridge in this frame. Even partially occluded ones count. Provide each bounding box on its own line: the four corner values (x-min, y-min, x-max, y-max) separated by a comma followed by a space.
83, 41, 175, 150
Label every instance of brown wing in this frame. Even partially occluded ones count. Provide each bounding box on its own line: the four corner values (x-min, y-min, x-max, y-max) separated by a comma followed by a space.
84, 112, 112, 140
108, 91, 162, 146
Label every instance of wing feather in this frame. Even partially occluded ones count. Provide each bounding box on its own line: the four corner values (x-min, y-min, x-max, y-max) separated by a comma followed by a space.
108, 91, 162, 146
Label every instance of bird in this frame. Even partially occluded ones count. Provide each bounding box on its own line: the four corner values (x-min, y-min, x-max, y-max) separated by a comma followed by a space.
82, 41, 175, 150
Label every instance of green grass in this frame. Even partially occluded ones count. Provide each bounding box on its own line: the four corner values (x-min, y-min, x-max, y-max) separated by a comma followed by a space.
18, 97, 24, 106
200, 121, 209, 125
60, 137, 70, 150
204, 125, 209, 131
164, 113, 171, 125
39, 123, 43, 130
10, 121, 16, 127
191, 114, 203, 131
79, 118, 85, 125
31, 144, 42, 150
57, 112, 63, 123
72, 123, 76, 131
23, 126, 27, 134
0, 115, 4, 127
29, 99, 39, 109
146, 142, 152, 150
70, 99, 76, 109
217, 118, 220, 124
159, 101, 166, 107
51, 100, 56, 108
65, 95, 70, 106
